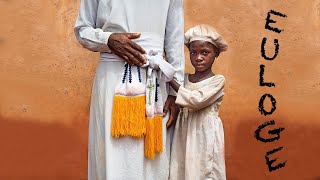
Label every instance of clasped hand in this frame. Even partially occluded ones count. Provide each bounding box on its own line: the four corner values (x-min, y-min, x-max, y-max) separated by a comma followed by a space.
108, 33, 147, 66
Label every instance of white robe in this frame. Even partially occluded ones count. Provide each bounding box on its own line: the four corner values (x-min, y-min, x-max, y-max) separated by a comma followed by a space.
74, 0, 184, 179
170, 74, 226, 180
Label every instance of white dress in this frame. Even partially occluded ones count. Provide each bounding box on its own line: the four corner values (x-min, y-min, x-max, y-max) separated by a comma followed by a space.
74, 0, 184, 179
170, 74, 226, 180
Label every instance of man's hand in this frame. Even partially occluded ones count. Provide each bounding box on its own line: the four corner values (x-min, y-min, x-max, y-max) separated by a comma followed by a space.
108, 33, 147, 66
164, 95, 180, 129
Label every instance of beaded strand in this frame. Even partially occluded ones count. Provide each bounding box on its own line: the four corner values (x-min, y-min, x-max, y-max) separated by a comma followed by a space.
122, 63, 129, 83
155, 78, 160, 102
137, 65, 142, 83
129, 64, 132, 83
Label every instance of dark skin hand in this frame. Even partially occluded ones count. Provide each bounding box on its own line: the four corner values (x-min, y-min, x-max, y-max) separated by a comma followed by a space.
166, 80, 182, 129
164, 95, 181, 129
108, 33, 147, 66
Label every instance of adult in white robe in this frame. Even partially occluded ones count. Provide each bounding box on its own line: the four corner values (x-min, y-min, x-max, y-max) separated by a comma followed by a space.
74, 0, 184, 179
170, 74, 226, 180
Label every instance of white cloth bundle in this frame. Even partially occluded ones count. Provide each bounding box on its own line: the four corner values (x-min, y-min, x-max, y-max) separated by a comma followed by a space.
143, 51, 176, 118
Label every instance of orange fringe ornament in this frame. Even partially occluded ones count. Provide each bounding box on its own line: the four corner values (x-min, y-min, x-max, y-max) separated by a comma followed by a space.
111, 95, 146, 138
144, 118, 155, 159
154, 116, 163, 153
144, 116, 163, 159
111, 95, 164, 159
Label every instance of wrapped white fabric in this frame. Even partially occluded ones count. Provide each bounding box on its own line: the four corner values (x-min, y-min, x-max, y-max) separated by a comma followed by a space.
143, 52, 176, 118
184, 24, 228, 52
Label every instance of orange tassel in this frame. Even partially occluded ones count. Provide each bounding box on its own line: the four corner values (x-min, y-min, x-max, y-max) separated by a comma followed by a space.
111, 95, 146, 138
144, 118, 155, 159
154, 116, 163, 153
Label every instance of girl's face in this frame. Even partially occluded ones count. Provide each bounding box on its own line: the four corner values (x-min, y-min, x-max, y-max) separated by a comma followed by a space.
189, 40, 217, 72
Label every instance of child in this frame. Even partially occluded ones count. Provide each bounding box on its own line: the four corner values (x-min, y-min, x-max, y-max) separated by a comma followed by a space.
169, 24, 228, 180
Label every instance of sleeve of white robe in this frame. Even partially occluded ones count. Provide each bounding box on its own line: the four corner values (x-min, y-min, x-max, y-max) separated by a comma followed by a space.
164, 0, 185, 96
74, 0, 112, 52
175, 75, 225, 111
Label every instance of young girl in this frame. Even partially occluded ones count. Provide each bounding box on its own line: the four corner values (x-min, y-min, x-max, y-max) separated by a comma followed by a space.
169, 24, 228, 180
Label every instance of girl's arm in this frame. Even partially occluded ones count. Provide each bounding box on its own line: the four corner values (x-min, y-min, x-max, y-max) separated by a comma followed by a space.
175, 75, 225, 111
169, 79, 181, 92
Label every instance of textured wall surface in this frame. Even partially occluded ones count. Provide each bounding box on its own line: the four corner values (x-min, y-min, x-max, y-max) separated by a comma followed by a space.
0, 0, 319, 179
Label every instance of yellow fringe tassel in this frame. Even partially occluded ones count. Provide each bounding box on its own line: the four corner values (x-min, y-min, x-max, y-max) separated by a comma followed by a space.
144, 116, 163, 159
111, 95, 163, 160
154, 116, 163, 153
144, 118, 155, 159
111, 95, 146, 138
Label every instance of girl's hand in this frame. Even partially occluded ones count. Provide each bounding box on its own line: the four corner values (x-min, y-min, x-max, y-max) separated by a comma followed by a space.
164, 95, 181, 129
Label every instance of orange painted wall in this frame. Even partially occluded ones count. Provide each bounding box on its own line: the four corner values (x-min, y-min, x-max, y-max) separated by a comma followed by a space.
0, 0, 319, 179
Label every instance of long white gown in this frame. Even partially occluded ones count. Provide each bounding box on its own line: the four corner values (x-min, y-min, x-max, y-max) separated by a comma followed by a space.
170, 74, 226, 180
74, 0, 184, 179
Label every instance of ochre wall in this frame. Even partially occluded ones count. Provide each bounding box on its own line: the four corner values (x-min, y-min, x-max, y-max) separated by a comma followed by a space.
1, 0, 319, 179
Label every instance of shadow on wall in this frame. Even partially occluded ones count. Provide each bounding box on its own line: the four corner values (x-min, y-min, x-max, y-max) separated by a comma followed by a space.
226, 117, 320, 180
0, 118, 88, 180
